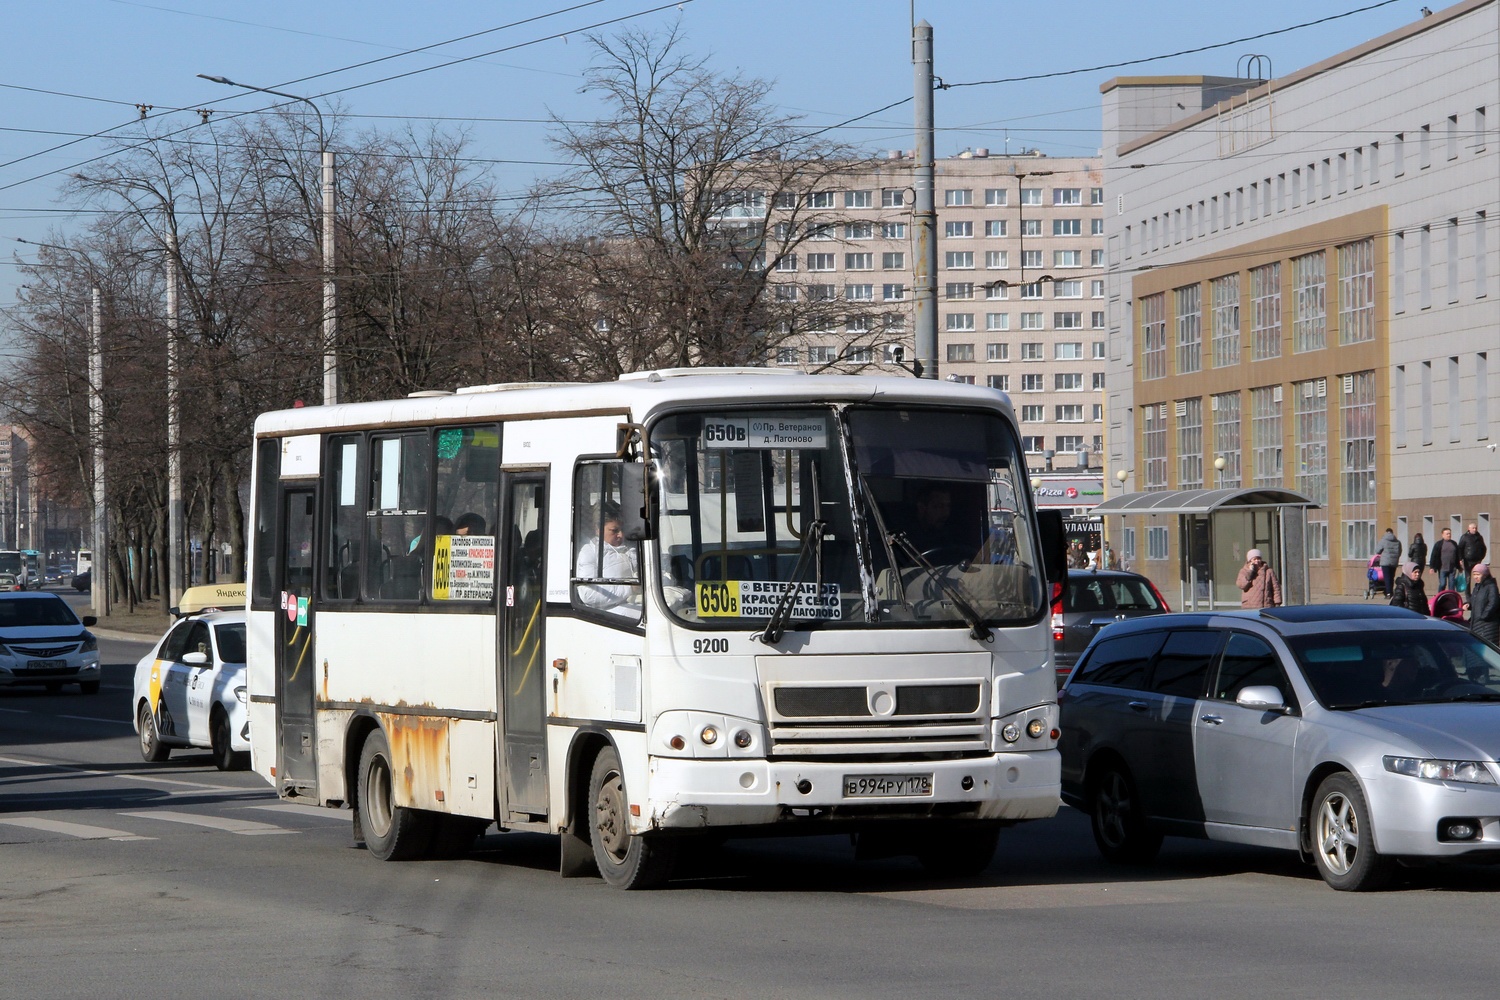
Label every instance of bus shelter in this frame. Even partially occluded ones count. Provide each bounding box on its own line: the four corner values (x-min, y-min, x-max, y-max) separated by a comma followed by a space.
1091, 487, 1318, 609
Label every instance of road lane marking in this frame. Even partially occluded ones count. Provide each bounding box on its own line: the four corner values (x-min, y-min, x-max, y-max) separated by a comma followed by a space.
56, 714, 133, 726
119, 810, 294, 836
0, 754, 252, 794
247, 802, 350, 821
0, 816, 154, 842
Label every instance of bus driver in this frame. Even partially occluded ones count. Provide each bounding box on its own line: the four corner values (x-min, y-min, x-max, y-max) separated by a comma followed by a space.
574, 505, 641, 616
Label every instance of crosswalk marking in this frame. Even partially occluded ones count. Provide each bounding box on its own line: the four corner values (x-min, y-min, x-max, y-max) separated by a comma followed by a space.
247, 802, 350, 821
119, 810, 294, 836
0, 817, 154, 842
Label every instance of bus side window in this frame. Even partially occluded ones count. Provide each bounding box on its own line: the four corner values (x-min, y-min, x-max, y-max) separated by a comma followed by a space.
429, 425, 500, 603
365, 432, 431, 602
322, 434, 363, 602
250, 439, 280, 610
571, 461, 642, 620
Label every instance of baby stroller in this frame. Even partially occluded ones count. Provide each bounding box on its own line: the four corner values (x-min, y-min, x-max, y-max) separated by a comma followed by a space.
1364, 554, 1383, 600
1430, 589, 1465, 623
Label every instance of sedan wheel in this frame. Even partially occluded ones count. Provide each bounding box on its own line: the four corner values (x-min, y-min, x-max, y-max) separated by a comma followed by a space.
1089, 763, 1162, 864
1311, 773, 1393, 891
138, 701, 171, 762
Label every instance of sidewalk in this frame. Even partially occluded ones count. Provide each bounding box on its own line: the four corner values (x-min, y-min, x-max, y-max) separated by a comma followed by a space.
82, 605, 173, 643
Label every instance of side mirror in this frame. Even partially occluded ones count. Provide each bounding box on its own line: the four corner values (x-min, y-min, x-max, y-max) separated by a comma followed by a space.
1036, 509, 1067, 588
619, 462, 654, 541
182, 651, 210, 666
1236, 685, 1288, 713
81, 615, 98, 627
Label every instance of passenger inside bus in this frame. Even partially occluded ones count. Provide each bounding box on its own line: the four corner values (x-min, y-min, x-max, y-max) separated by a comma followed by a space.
455, 512, 486, 536
574, 505, 641, 616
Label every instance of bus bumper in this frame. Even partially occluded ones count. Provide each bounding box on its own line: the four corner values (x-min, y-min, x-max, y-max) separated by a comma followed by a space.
645, 751, 1061, 831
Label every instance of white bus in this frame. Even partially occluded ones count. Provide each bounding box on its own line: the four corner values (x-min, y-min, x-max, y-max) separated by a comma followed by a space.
245, 369, 1066, 888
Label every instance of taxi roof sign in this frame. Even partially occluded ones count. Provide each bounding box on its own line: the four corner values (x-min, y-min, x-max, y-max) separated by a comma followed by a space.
173, 583, 248, 616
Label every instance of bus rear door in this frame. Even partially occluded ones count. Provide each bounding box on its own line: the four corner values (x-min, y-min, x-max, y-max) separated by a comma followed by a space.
499, 472, 547, 821
276, 487, 318, 796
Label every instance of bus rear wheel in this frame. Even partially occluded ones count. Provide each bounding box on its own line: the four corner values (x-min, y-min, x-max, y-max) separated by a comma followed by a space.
357, 728, 434, 861
588, 745, 676, 889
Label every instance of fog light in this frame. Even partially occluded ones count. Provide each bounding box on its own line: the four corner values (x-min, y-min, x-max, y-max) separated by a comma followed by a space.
699, 726, 719, 746
1440, 818, 1480, 842
1001, 723, 1021, 743
1026, 718, 1045, 739
796, 779, 812, 795
733, 729, 752, 749
669, 735, 686, 750
960, 775, 974, 791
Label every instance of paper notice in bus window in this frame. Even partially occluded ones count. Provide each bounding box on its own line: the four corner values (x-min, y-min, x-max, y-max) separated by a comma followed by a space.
695, 581, 841, 619
432, 534, 496, 601
701, 416, 828, 450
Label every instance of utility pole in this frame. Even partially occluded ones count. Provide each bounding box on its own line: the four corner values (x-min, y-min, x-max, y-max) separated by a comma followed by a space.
322, 148, 338, 405
90, 287, 109, 617
166, 231, 183, 606
912, 21, 938, 380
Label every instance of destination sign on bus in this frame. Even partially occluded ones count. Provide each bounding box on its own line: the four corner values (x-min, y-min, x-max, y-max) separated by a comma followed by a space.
432, 534, 496, 601
695, 580, 841, 619
701, 416, 828, 450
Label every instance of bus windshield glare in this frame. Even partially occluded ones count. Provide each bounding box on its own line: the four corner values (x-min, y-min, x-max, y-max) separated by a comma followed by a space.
652, 405, 1044, 629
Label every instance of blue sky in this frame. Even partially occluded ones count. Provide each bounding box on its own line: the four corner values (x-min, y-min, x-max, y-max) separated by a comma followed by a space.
1, 0, 1423, 309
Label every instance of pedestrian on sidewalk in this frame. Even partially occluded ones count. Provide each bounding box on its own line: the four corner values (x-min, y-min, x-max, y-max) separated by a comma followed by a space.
1377, 527, 1402, 598
1390, 562, 1431, 615
1466, 564, 1499, 645
1430, 529, 1462, 592
1236, 548, 1282, 608
1407, 532, 1427, 576
1459, 522, 1488, 579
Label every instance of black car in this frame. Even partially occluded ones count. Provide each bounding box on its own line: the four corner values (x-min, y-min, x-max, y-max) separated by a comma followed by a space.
1052, 568, 1170, 684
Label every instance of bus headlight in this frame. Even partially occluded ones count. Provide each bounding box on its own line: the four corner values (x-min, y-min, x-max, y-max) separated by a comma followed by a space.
699, 725, 719, 746
652, 712, 764, 759
994, 703, 1059, 752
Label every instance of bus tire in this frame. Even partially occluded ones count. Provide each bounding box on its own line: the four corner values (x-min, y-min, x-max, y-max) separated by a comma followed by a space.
357, 728, 435, 861
588, 745, 676, 889
916, 822, 1001, 878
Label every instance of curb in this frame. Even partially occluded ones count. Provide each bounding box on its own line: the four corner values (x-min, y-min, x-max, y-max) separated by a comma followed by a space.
90, 627, 161, 644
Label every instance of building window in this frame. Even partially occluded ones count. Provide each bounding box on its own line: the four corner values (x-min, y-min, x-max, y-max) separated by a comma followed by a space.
775, 347, 798, 366
1294, 379, 1329, 558
1143, 404, 1168, 490
1055, 341, 1084, 359
807, 191, 834, 209
1091, 218, 1105, 236
1091, 312, 1106, 330
1021, 251, 1044, 270
883, 283, 906, 301
1054, 250, 1082, 268
1092, 341, 1106, 359
1054, 313, 1083, 330
1021, 404, 1045, 422
882, 251, 905, 270
946, 313, 975, 332
774, 191, 798, 210
986, 341, 1009, 359
944, 189, 972, 207
1092, 403, 1104, 422
1053, 188, 1082, 205
1147, 525, 1169, 560
946, 343, 975, 362
944, 220, 974, 238
1021, 435, 1045, 453
845, 346, 873, 363
774, 255, 797, 273
1292, 252, 1327, 353
986, 315, 1010, 333
882, 188, 906, 208
1021, 374, 1044, 392
945, 282, 974, 300
1211, 274, 1240, 368
1092, 372, 1106, 390
806, 253, 835, 271
845, 189, 873, 209
807, 223, 834, 241
1212, 392, 1242, 487
1056, 373, 1084, 391
1140, 292, 1167, 380
1090, 187, 1104, 205
1020, 312, 1044, 331
1177, 398, 1203, 490
845, 222, 873, 241
985, 250, 1009, 269
1251, 385, 1283, 487
1124, 526, 1137, 561
885, 314, 907, 333
1020, 342, 1044, 361
1056, 280, 1085, 299
985, 219, 1007, 237
1337, 238, 1375, 345
1174, 283, 1202, 375
775, 285, 798, 302
847, 316, 872, 334
1340, 371, 1377, 560
1020, 188, 1043, 206
881, 221, 907, 239
945, 251, 975, 269
845, 284, 874, 301
1020, 219, 1043, 237
845, 252, 873, 271
808, 345, 838, 364
807, 284, 837, 301
986, 282, 1009, 300
1250, 262, 1282, 361
1056, 435, 1085, 453
1053, 219, 1082, 236
1057, 404, 1084, 422
1020, 281, 1046, 300
988, 374, 1010, 391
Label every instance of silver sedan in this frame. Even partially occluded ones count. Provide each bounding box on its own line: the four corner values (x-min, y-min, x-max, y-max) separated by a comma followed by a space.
1059, 606, 1500, 890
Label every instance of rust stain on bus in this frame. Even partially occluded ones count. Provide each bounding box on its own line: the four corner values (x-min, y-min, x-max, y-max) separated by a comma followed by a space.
380, 712, 449, 807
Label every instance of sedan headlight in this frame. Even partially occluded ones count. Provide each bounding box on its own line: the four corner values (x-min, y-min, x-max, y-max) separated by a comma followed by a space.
80, 633, 98, 653
1383, 756, 1497, 785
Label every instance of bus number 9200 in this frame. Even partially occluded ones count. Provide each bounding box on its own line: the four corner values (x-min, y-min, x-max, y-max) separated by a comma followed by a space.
692, 638, 730, 654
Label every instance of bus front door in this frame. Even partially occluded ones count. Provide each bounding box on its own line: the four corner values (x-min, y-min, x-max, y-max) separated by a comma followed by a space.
499, 474, 547, 821
276, 488, 318, 796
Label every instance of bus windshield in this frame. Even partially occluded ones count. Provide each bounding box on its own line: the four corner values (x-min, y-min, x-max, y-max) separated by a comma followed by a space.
652, 405, 1045, 630
0, 552, 22, 576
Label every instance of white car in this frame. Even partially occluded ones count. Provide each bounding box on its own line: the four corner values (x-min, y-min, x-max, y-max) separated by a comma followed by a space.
0, 592, 101, 693
131, 610, 249, 770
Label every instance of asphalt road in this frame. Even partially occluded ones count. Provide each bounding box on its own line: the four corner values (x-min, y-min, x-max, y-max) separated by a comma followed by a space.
4, 629, 1500, 999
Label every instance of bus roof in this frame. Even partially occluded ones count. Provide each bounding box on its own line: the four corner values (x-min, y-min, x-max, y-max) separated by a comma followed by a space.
253, 371, 1016, 438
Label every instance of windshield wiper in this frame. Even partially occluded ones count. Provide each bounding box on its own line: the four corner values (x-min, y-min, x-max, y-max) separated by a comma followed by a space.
756, 518, 827, 645
888, 533, 992, 642
858, 477, 911, 614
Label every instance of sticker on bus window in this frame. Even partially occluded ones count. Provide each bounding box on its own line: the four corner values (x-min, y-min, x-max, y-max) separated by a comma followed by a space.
695, 580, 841, 619
701, 416, 828, 450
432, 534, 496, 601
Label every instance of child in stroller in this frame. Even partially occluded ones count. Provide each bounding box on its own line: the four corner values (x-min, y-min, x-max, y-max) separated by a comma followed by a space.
1365, 553, 1384, 600
1430, 588, 1466, 622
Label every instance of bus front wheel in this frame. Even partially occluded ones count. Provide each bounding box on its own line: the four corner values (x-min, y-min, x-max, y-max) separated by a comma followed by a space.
588, 746, 676, 889
357, 728, 434, 861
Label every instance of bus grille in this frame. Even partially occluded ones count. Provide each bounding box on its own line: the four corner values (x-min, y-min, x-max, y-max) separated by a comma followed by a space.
767, 683, 987, 758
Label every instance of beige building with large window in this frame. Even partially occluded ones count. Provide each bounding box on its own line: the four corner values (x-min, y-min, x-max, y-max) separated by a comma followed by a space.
759, 151, 1105, 473
1102, 0, 1499, 598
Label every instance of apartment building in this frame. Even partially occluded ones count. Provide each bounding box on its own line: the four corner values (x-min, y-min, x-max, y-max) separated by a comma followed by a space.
761, 151, 1106, 472
1101, 0, 1500, 597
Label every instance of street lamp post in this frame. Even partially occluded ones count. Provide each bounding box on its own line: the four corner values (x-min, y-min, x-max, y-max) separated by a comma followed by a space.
1214, 455, 1227, 488
199, 74, 338, 405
